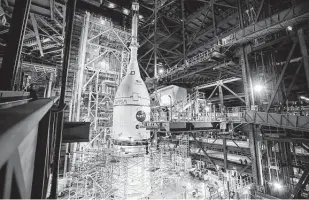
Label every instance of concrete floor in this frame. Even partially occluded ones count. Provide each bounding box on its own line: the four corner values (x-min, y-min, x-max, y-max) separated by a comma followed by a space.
146, 172, 222, 199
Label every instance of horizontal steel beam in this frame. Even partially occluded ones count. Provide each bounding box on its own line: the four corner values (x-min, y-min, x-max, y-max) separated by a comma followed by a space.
243, 111, 309, 132
191, 153, 252, 173
195, 77, 241, 90
223, 2, 309, 47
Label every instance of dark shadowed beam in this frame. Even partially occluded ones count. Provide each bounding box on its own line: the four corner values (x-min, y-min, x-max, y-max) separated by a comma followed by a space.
191, 133, 218, 170
211, 0, 217, 37
186, 3, 210, 23
187, 7, 212, 52
266, 40, 298, 112
172, 9, 238, 57
0, 0, 31, 90
255, 0, 265, 22
140, 30, 182, 47
298, 28, 309, 91
181, 0, 186, 61
221, 84, 246, 103
30, 13, 44, 57
159, 0, 177, 11
286, 60, 303, 99
170, 62, 219, 82
77, 0, 126, 25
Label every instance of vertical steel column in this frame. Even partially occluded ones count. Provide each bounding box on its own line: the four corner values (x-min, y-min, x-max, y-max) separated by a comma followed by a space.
238, 0, 251, 109
0, 0, 31, 90
154, 0, 158, 78
297, 28, 309, 90
31, 112, 51, 199
240, 52, 251, 109
249, 126, 263, 186
238, 0, 264, 185
223, 137, 228, 169
219, 83, 224, 112
223, 137, 230, 199
76, 12, 90, 121
181, 0, 186, 62
47, 73, 54, 97
266, 41, 297, 112
50, 0, 77, 198
94, 71, 99, 132
211, 0, 217, 38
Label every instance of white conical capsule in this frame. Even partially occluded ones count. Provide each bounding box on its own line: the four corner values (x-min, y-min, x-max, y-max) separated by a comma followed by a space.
112, 2, 150, 142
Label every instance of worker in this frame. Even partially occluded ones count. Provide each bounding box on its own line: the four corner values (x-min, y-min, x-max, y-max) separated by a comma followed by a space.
300, 101, 305, 116
165, 107, 170, 121
27, 84, 38, 101
145, 142, 149, 155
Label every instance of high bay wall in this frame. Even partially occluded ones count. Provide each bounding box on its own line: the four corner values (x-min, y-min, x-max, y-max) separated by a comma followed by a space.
56, 0, 309, 199
136, 0, 309, 199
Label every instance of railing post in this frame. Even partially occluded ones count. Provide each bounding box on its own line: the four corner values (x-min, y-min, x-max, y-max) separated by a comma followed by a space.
31, 111, 51, 199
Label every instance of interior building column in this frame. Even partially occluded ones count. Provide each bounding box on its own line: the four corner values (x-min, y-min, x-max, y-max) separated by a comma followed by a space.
0, 0, 31, 90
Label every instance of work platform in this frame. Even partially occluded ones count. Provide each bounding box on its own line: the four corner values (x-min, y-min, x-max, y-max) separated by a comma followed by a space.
147, 109, 309, 133
243, 111, 309, 132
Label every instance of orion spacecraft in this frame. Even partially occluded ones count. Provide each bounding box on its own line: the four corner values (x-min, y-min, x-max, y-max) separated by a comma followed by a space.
112, 1, 150, 143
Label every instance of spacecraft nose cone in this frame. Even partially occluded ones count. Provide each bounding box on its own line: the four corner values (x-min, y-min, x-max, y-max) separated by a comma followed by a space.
113, 68, 150, 142
112, 1, 151, 143
114, 73, 150, 103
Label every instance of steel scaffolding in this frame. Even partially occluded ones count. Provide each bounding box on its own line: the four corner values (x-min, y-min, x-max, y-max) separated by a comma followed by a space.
59, 13, 132, 199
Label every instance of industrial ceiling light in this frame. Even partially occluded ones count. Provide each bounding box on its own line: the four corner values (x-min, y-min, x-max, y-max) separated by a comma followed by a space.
287, 26, 293, 31
272, 181, 283, 191
108, 2, 116, 8
159, 68, 164, 74
300, 96, 309, 101
253, 84, 264, 92
123, 8, 130, 15
139, 15, 143, 19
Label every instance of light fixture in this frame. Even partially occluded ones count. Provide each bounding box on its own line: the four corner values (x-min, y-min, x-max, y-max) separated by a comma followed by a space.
253, 84, 264, 92
300, 96, 309, 101
287, 26, 293, 31
100, 17, 106, 25
205, 106, 210, 112
139, 15, 143, 19
272, 181, 283, 191
107, 2, 116, 8
159, 68, 164, 74
123, 8, 130, 15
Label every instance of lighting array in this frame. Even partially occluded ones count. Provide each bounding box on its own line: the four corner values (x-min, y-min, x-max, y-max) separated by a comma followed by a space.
300, 96, 309, 102
123, 8, 130, 15
271, 181, 283, 191
107, 2, 116, 8
104, 1, 143, 18
253, 83, 265, 93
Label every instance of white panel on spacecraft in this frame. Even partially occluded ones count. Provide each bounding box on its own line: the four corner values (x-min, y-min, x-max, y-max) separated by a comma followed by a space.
112, 2, 150, 142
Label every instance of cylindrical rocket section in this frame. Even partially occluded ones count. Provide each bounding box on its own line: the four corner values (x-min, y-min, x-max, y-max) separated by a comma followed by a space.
112, 1, 150, 143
